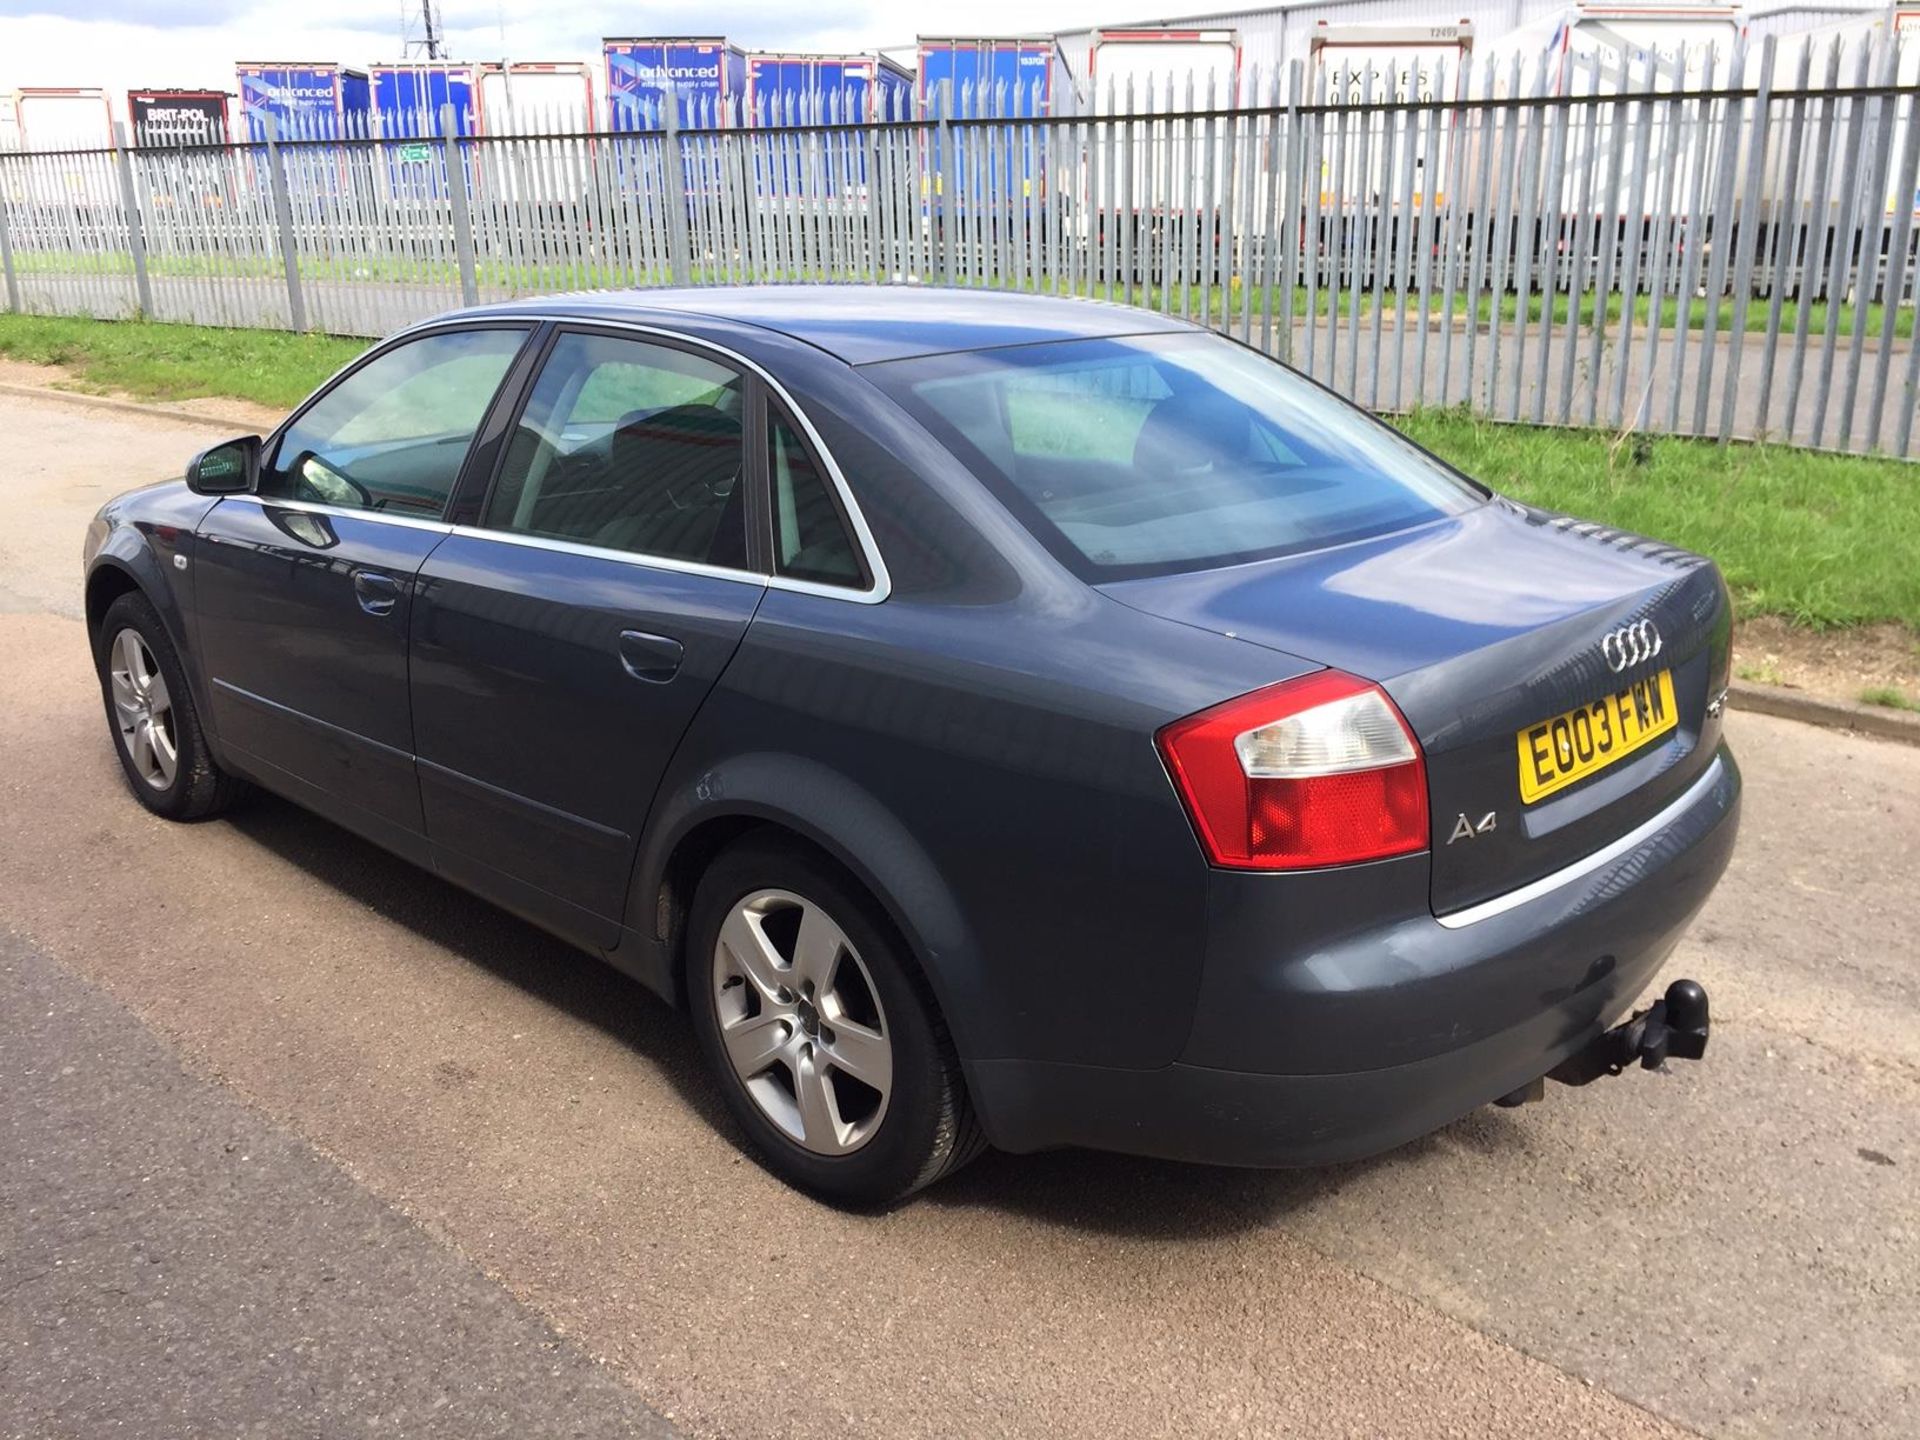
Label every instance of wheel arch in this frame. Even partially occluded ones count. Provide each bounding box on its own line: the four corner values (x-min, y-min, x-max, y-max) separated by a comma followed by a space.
84, 560, 145, 639
86, 517, 189, 652
85, 547, 213, 718
626, 753, 989, 1070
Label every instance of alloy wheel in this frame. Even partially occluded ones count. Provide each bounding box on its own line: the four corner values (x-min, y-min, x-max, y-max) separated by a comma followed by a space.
109, 627, 178, 791
711, 887, 893, 1156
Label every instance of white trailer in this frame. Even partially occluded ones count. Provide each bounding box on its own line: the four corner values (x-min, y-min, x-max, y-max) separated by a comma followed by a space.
1312, 22, 1475, 103
472, 63, 598, 209
476, 61, 596, 134
1755, 3, 1919, 281
1087, 27, 1240, 110
1083, 29, 1243, 280
1489, 4, 1748, 93
1310, 23, 1476, 209
1462, 3, 1748, 287
5, 89, 119, 262
14, 88, 115, 149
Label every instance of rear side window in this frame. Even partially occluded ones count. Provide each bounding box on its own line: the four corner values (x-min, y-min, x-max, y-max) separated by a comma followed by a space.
867, 332, 1483, 580
262, 328, 525, 517
769, 408, 866, 588
484, 332, 748, 569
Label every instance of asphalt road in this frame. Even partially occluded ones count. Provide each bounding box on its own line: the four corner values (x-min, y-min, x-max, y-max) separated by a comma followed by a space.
0, 932, 680, 1440
1, 390, 1915, 1438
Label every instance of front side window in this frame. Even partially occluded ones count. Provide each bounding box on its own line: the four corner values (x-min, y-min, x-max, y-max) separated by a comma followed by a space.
867, 332, 1484, 580
262, 328, 526, 516
484, 332, 748, 568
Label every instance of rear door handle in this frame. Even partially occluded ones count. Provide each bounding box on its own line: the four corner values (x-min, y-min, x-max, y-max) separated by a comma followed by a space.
352, 570, 402, 616
619, 629, 684, 684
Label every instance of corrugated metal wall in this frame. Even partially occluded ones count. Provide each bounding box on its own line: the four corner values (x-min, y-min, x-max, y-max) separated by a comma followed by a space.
1746, 3, 1887, 39
1055, 0, 1888, 86
1057, 2, 1544, 82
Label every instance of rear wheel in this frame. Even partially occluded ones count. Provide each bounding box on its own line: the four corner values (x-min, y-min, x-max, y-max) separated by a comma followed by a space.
688, 835, 985, 1204
93, 590, 248, 821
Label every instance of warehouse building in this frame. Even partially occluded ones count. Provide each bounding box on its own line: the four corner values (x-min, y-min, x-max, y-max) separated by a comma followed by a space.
1052, 0, 1891, 83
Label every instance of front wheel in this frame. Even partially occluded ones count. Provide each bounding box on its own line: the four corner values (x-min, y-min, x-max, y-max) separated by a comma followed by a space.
688, 836, 985, 1205
93, 590, 249, 821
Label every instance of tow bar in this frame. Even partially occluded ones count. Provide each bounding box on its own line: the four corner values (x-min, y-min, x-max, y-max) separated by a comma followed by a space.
1495, 979, 1711, 1107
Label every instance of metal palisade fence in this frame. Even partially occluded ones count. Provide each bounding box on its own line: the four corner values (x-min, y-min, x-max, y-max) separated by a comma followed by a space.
1, 31, 1916, 457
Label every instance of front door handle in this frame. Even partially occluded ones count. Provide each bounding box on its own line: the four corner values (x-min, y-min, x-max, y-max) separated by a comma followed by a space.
352, 570, 402, 616
619, 629, 684, 684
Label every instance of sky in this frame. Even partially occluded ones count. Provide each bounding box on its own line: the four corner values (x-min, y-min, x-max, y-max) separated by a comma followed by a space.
0, 1, 1147, 96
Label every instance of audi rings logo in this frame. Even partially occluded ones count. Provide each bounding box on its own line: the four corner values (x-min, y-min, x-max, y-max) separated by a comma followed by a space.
1601, 619, 1663, 673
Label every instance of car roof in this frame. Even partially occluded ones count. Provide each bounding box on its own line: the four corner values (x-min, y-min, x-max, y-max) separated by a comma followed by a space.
449, 285, 1197, 366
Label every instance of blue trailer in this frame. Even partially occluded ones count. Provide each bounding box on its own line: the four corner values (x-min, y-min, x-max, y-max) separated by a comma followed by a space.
368, 62, 477, 135
235, 61, 369, 140
745, 53, 913, 124
916, 37, 1066, 206
916, 36, 1065, 119
742, 53, 911, 199
603, 38, 745, 129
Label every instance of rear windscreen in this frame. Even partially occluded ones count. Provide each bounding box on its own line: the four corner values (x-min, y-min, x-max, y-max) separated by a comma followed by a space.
867, 331, 1484, 580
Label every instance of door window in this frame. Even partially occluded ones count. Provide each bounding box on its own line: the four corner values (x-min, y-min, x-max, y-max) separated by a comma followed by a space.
261, 328, 526, 517
769, 408, 865, 587
484, 332, 749, 569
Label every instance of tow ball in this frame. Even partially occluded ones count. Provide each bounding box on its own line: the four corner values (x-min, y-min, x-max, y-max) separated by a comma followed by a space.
1495, 979, 1711, 1106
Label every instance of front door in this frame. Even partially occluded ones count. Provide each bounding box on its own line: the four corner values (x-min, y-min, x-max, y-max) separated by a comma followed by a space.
409, 328, 770, 949
193, 325, 530, 855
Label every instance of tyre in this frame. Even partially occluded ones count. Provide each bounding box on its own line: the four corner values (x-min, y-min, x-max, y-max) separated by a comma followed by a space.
93, 590, 249, 821
688, 835, 986, 1205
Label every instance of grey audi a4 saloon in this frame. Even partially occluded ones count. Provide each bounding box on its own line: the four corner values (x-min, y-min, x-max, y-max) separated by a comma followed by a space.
83, 287, 1738, 1203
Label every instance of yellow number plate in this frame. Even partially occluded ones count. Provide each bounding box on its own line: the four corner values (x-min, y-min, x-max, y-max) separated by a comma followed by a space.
1517, 669, 1678, 805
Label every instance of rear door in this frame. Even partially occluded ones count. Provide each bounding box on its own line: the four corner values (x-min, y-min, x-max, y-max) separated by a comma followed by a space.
193, 325, 532, 855
408, 326, 770, 949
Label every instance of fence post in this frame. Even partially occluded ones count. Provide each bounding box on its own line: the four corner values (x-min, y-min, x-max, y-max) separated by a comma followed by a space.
937, 81, 955, 286
262, 115, 308, 333
111, 122, 153, 319
0, 159, 18, 313
661, 89, 692, 285
440, 104, 479, 305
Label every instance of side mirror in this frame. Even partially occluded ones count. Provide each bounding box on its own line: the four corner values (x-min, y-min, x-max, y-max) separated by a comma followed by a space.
186, 435, 261, 496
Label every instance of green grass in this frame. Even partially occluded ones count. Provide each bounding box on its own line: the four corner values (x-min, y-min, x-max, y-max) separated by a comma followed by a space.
0, 313, 365, 409
940, 275, 1913, 341
1860, 686, 1920, 711
14, 248, 1914, 340
1393, 409, 1920, 630
2, 312, 1915, 632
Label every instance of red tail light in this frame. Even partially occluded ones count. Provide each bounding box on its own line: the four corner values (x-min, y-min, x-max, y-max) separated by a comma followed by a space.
1156, 670, 1429, 870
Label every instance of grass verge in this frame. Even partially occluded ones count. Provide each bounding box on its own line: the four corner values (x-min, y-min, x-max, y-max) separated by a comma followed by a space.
0, 313, 365, 410
2, 313, 1914, 631
1393, 409, 1920, 630
1860, 686, 1920, 711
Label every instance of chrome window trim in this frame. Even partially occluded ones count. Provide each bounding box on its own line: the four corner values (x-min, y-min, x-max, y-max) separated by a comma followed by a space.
222, 493, 456, 535
1433, 756, 1728, 930
444, 523, 769, 590
389, 311, 893, 605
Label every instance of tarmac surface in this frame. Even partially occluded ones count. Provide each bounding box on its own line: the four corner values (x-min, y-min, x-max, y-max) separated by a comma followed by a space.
0, 932, 679, 1440
2, 390, 1914, 1437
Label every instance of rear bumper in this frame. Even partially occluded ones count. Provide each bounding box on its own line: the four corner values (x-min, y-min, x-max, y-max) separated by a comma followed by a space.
973, 746, 1741, 1166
